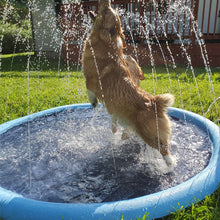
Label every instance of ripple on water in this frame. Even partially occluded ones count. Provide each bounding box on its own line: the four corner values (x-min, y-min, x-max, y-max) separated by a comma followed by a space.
0, 107, 212, 203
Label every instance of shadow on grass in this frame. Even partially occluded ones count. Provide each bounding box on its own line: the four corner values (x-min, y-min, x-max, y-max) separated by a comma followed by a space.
2, 53, 219, 82
1, 53, 80, 73
0, 72, 84, 79
1, 53, 85, 79
142, 65, 217, 79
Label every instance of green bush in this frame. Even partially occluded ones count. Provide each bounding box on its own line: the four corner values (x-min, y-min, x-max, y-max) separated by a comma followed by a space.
0, 20, 33, 54
0, 0, 29, 23
0, 1, 32, 54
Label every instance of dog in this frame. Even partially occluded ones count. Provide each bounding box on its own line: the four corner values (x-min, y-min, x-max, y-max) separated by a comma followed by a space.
82, 0, 175, 166
89, 9, 145, 140
112, 54, 145, 140
88, 10, 145, 86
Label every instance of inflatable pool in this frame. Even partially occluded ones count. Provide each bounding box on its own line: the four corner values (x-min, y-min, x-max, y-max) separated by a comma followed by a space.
0, 104, 219, 220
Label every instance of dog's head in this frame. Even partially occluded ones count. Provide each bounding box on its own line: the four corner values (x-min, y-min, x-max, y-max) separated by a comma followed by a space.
91, 0, 125, 43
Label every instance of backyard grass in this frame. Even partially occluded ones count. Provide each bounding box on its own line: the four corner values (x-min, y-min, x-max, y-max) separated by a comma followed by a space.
0, 53, 220, 219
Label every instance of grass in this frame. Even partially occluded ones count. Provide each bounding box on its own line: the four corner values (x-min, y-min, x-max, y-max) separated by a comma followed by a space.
162, 186, 220, 220
0, 53, 220, 219
122, 185, 220, 219
1, 53, 219, 124
140, 66, 220, 122
0, 53, 88, 123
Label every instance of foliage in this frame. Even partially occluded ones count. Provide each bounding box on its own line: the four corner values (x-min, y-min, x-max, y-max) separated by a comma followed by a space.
0, 20, 33, 54
0, 53, 219, 129
0, 0, 32, 54
163, 185, 220, 220
0, 54, 87, 123
0, 0, 29, 23
140, 66, 220, 124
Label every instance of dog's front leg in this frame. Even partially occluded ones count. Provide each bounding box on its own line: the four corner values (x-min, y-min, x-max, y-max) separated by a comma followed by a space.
87, 89, 98, 108
111, 115, 118, 134
160, 145, 174, 166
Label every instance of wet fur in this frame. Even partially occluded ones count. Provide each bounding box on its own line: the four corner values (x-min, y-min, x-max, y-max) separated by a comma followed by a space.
124, 55, 144, 86
88, 10, 144, 86
82, 0, 174, 165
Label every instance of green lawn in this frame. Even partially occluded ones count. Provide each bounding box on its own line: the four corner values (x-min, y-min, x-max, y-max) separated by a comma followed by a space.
0, 53, 220, 219
0, 53, 219, 124
0, 53, 88, 123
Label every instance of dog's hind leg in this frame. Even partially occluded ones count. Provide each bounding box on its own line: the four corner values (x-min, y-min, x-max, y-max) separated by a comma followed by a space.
87, 89, 98, 108
121, 127, 130, 140
157, 118, 174, 166
135, 110, 174, 166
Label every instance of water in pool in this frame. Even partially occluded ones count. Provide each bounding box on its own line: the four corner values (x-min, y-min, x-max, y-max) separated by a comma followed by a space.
0, 107, 212, 203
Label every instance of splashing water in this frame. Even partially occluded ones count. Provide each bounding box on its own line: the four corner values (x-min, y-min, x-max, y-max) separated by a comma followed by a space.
0, 107, 212, 203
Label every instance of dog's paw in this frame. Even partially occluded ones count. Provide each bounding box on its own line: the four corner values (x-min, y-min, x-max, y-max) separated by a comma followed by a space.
121, 131, 129, 140
91, 98, 98, 108
163, 155, 174, 166
87, 90, 98, 108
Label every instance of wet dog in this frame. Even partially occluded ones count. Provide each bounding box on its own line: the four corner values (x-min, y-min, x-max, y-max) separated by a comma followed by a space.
89, 8, 145, 140
88, 10, 145, 86
112, 55, 145, 140
82, 0, 174, 165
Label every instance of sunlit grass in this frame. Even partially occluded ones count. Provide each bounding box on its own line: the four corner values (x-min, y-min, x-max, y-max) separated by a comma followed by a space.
1, 54, 219, 124
1, 52, 34, 58
140, 66, 220, 123
0, 54, 88, 123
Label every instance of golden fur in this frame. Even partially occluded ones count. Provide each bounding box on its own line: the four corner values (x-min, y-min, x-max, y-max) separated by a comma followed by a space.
88, 9, 145, 87
124, 55, 145, 86
82, 0, 175, 165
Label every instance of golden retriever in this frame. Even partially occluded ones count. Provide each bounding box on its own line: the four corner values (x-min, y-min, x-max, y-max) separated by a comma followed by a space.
82, 0, 175, 166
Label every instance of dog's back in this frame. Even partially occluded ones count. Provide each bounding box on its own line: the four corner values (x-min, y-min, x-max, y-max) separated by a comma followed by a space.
124, 55, 145, 85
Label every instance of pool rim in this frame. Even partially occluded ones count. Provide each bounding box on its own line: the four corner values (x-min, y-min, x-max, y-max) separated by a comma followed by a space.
0, 103, 219, 220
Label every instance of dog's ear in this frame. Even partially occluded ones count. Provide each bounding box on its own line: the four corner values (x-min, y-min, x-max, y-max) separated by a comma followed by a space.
89, 11, 97, 23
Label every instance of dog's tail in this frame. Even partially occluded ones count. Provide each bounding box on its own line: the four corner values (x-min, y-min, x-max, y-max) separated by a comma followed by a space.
154, 93, 174, 113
